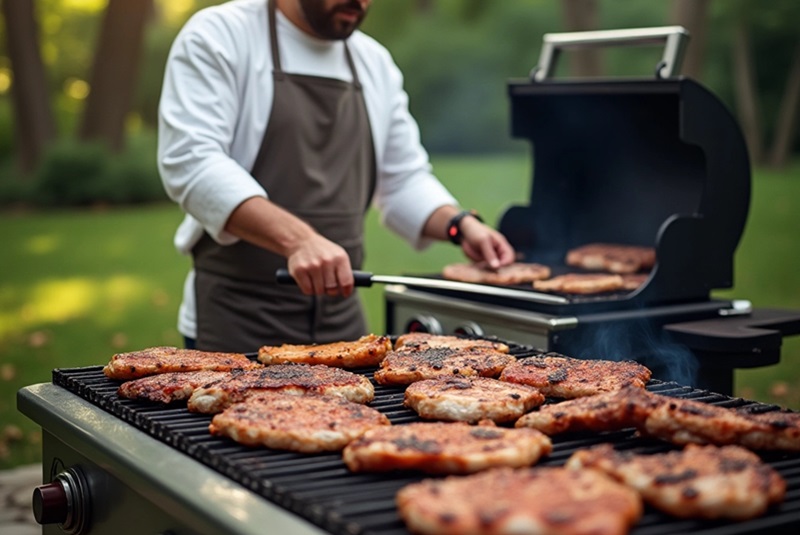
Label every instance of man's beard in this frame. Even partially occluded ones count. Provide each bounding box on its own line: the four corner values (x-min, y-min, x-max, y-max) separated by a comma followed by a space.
298, 0, 367, 40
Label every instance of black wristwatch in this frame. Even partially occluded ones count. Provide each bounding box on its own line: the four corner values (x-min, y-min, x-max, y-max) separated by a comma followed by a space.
446, 209, 483, 245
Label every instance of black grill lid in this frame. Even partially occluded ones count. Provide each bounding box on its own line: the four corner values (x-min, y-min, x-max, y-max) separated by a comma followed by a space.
499, 77, 750, 306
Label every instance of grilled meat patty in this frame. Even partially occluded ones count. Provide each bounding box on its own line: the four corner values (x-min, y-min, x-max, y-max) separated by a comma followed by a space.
396, 466, 642, 535
395, 333, 509, 353
533, 273, 625, 294
499, 353, 652, 399
643, 397, 800, 451
209, 393, 390, 453
566, 443, 786, 520
514, 386, 662, 435
117, 370, 235, 404
187, 363, 374, 414
257, 334, 392, 368
405, 376, 545, 424
566, 243, 656, 274
374, 346, 516, 386
103, 346, 260, 380
343, 421, 552, 474
442, 262, 551, 285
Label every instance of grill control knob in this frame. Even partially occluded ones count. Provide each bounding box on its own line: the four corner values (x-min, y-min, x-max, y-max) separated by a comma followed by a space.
32, 466, 90, 534
405, 314, 443, 335
454, 321, 484, 337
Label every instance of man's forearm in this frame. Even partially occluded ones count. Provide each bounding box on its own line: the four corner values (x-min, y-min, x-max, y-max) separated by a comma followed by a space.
224, 196, 316, 256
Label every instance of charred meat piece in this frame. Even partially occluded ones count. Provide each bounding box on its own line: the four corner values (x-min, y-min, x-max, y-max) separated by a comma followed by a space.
566, 243, 656, 274
343, 421, 552, 474
515, 386, 661, 435
374, 346, 516, 386
103, 346, 259, 380
405, 376, 545, 424
442, 262, 551, 285
257, 334, 392, 368
644, 397, 800, 451
394, 332, 509, 353
187, 363, 374, 414
117, 370, 235, 404
566, 443, 786, 520
499, 353, 651, 399
533, 273, 624, 294
621, 273, 649, 291
396, 466, 642, 535
209, 393, 390, 453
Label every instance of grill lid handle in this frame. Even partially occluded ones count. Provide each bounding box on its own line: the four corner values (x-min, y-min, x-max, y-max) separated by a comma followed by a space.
532, 26, 690, 81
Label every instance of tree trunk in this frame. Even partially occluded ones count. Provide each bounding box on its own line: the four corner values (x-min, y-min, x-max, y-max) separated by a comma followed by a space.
79, 0, 153, 151
1, 0, 56, 174
767, 40, 800, 169
669, 0, 711, 80
561, 0, 602, 78
732, 21, 763, 165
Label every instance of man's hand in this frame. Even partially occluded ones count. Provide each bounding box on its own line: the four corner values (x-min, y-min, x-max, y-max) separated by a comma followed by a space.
286, 234, 355, 297
458, 215, 516, 269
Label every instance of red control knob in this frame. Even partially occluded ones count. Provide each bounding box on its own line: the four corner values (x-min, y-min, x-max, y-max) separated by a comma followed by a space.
32, 481, 69, 525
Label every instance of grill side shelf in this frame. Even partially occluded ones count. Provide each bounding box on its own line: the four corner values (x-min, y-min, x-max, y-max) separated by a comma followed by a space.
51, 363, 800, 535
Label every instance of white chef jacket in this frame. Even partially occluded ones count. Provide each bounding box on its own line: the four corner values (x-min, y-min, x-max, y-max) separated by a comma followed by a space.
157, 0, 458, 338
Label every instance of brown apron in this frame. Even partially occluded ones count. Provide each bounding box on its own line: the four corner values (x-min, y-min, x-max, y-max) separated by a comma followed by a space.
192, 0, 376, 352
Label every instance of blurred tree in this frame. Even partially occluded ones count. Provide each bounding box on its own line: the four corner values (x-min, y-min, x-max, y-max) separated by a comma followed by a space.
79, 0, 153, 151
670, 0, 711, 80
768, 41, 800, 168
561, 0, 602, 77
2, 0, 56, 174
732, 18, 763, 163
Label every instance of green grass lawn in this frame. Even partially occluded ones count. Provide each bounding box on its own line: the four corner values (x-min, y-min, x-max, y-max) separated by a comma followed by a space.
1, 154, 798, 469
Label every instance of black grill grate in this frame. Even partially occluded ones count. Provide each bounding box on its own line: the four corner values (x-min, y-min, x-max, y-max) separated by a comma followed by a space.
52, 344, 800, 535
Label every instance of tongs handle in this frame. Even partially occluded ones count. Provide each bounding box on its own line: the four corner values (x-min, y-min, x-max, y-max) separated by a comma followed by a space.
275, 268, 375, 287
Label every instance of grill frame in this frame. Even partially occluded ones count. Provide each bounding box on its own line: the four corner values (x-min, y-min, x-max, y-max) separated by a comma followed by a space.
41, 350, 800, 535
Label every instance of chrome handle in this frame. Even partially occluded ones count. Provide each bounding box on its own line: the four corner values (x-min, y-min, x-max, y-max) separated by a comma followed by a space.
532, 26, 690, 81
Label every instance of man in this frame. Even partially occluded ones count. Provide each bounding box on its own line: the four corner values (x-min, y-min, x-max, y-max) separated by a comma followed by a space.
158, 0, 515, 352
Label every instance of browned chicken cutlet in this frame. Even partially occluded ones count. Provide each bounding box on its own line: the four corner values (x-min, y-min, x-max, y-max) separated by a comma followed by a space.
103, 346, 259, 380
442, 262, 551, 285
257, 334, 392, 368
566, 243, 656, 274
396, 466, 642, 535
499, 353, 651, 399
405, 376, 545, 424
515, 386, 661, 434
395, 332, 509, 353
117, 370, 235, 404
566, 443, 786, 520
209, 393, 390, 453
533, 273, 624, 294
374, 345, 516, 386
187, 363, 374, 414
643, 397, 800, 451
343, 421, 552, 474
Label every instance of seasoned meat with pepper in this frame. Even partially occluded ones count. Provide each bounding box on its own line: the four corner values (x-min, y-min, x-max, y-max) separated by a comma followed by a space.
533, 273, 625, 294
257, 334, 392, 368
442, 261, 551, 285
187, 363, 374, 414
515, 386, 661, 435
396, 466, 642, 535
566, 443, 785, 520
566, 243, 656, 274
209, 393, 390, 453
405, 376, 545, 424
117, 370, 235, 404
343, 421, 552, 474
374, 345, 516, 386
394, 332, 509, 353
499, 353, 651, 399
103, 346, 260, 380
643, 397, 800, 451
